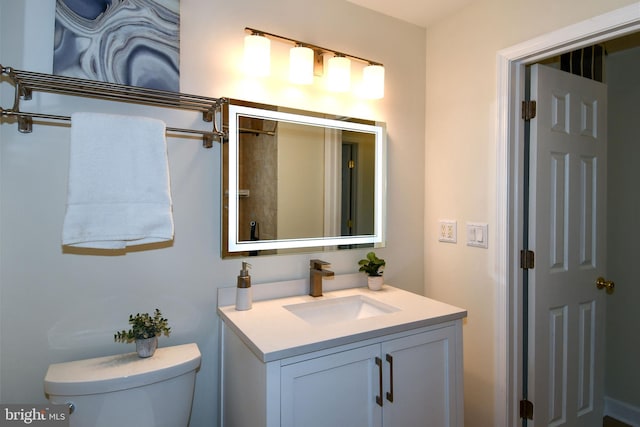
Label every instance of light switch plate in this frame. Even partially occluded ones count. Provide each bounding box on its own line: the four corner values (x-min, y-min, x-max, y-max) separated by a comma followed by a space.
438, 220, 457, 243
466, 222, 488, 248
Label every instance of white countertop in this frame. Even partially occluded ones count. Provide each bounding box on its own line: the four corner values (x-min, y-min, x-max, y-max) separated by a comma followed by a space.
217, 278, 467, 362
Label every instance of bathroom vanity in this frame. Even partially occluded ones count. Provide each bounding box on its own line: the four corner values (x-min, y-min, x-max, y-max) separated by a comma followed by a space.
217, 275, 467, 427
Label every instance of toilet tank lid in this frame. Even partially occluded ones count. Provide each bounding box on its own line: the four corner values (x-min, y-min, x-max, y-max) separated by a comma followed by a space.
44, 343, 201, 396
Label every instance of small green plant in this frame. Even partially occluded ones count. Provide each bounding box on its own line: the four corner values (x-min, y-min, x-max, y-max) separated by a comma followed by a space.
358, 252, 386, 277
114, 309, 171, 343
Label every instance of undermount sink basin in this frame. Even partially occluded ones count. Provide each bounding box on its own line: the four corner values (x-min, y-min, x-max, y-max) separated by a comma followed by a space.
284, 295, 400, 325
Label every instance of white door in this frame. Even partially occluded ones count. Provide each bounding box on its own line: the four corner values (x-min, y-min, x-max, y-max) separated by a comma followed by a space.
529, 63, 609, 426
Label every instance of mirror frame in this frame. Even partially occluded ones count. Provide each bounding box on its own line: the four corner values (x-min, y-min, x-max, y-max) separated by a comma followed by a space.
225, 102, 387, 253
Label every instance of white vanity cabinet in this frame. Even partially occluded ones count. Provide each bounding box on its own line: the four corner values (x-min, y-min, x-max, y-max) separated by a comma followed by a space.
221, 320, 463, 427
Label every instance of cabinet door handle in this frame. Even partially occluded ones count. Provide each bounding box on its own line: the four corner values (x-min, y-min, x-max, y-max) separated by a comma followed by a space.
385, 354, 394, 402
375, 356, 383, 407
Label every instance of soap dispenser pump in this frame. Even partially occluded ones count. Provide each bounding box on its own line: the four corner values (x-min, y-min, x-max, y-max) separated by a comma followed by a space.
235, 261, 252, 311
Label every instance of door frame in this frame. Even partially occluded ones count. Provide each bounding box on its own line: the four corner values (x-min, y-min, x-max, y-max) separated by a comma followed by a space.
496, 4, 640, 425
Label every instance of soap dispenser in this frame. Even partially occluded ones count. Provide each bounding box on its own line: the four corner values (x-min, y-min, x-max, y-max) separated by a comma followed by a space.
235, 261, 252, 311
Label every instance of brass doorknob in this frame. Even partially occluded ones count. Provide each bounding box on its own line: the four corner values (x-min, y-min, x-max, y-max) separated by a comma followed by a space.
596, 277, 615, 294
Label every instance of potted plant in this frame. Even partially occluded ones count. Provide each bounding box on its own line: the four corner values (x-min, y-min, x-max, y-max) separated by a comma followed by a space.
358, 251, 386, 290
114, 309, 171, 358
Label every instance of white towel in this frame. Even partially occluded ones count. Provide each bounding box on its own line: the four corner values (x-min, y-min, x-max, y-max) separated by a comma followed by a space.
62, 112, 174, 249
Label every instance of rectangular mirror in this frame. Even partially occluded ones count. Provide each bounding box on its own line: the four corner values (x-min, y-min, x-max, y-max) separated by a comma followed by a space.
221, 99, 386, 258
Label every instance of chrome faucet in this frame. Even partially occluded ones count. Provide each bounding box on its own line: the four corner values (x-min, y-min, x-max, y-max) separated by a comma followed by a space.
309, 259, 334, 297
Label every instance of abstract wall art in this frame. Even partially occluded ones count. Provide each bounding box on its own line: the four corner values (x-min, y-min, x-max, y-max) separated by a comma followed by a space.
53, 0, 180, 92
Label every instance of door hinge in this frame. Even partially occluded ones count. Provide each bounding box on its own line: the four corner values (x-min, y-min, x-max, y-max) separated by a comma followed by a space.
520, 250, 535, 269
519, 399, 534, 420
522, 100, 537, 120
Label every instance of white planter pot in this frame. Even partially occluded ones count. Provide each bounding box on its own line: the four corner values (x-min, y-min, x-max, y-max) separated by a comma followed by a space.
136, 336, 158, 358
367, 275, 384, 291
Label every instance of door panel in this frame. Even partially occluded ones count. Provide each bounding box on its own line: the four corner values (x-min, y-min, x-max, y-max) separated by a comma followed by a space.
280, 344, 382, 427
381, 327, 458, 427
577, 300, 596, 416
530, 64, 607, 426
547, 305, 568, 425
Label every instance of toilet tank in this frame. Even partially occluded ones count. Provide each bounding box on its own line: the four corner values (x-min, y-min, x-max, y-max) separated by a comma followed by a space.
44, 343, 201, 427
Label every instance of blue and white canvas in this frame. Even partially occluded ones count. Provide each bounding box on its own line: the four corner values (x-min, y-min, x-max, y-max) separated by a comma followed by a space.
54, 0, 180, 92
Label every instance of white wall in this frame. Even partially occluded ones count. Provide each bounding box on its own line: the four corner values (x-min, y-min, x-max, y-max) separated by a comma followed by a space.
278, 122, 324, 239
424, 0, 639, 425
0, 0, 425, 425
606, 46, 640, 410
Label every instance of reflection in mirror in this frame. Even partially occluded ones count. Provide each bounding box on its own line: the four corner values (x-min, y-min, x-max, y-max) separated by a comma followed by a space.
222, 100, 386, 258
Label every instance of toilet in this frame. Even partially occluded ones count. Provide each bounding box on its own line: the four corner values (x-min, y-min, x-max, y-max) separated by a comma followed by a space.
44, 343, 201, 427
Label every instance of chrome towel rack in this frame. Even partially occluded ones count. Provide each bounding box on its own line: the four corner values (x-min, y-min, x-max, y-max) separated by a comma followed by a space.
0, 65, 226, 148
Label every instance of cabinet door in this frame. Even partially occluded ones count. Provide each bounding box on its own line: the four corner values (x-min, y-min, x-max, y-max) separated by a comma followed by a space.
281, 344, 382, 427
381, 327, 459, 427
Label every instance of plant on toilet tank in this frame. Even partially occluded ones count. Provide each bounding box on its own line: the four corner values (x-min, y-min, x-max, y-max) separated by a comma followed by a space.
114, 309, 171, 357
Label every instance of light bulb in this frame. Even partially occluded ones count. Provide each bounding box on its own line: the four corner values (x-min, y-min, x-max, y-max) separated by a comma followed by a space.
327, 55, 351, 92
362, 64, 385, 99
243, 34, 270, 77
289, 45, 314, 85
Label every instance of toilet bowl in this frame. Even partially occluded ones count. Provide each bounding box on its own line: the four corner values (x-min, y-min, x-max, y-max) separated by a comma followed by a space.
44, 343, 201, 427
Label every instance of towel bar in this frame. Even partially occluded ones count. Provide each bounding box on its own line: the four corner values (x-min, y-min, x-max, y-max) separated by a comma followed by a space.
0, 109, 221, 147
0, 65, 226, 148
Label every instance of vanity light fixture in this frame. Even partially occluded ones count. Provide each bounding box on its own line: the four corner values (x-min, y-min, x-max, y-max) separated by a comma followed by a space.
243, 27, 384, 98
243, 31, 270, 77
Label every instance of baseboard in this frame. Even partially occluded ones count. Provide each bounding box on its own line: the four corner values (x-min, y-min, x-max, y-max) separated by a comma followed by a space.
605, 396, 640, 427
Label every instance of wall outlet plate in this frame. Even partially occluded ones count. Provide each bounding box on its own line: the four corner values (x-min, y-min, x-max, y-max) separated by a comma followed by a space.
438, 220, 457, 243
